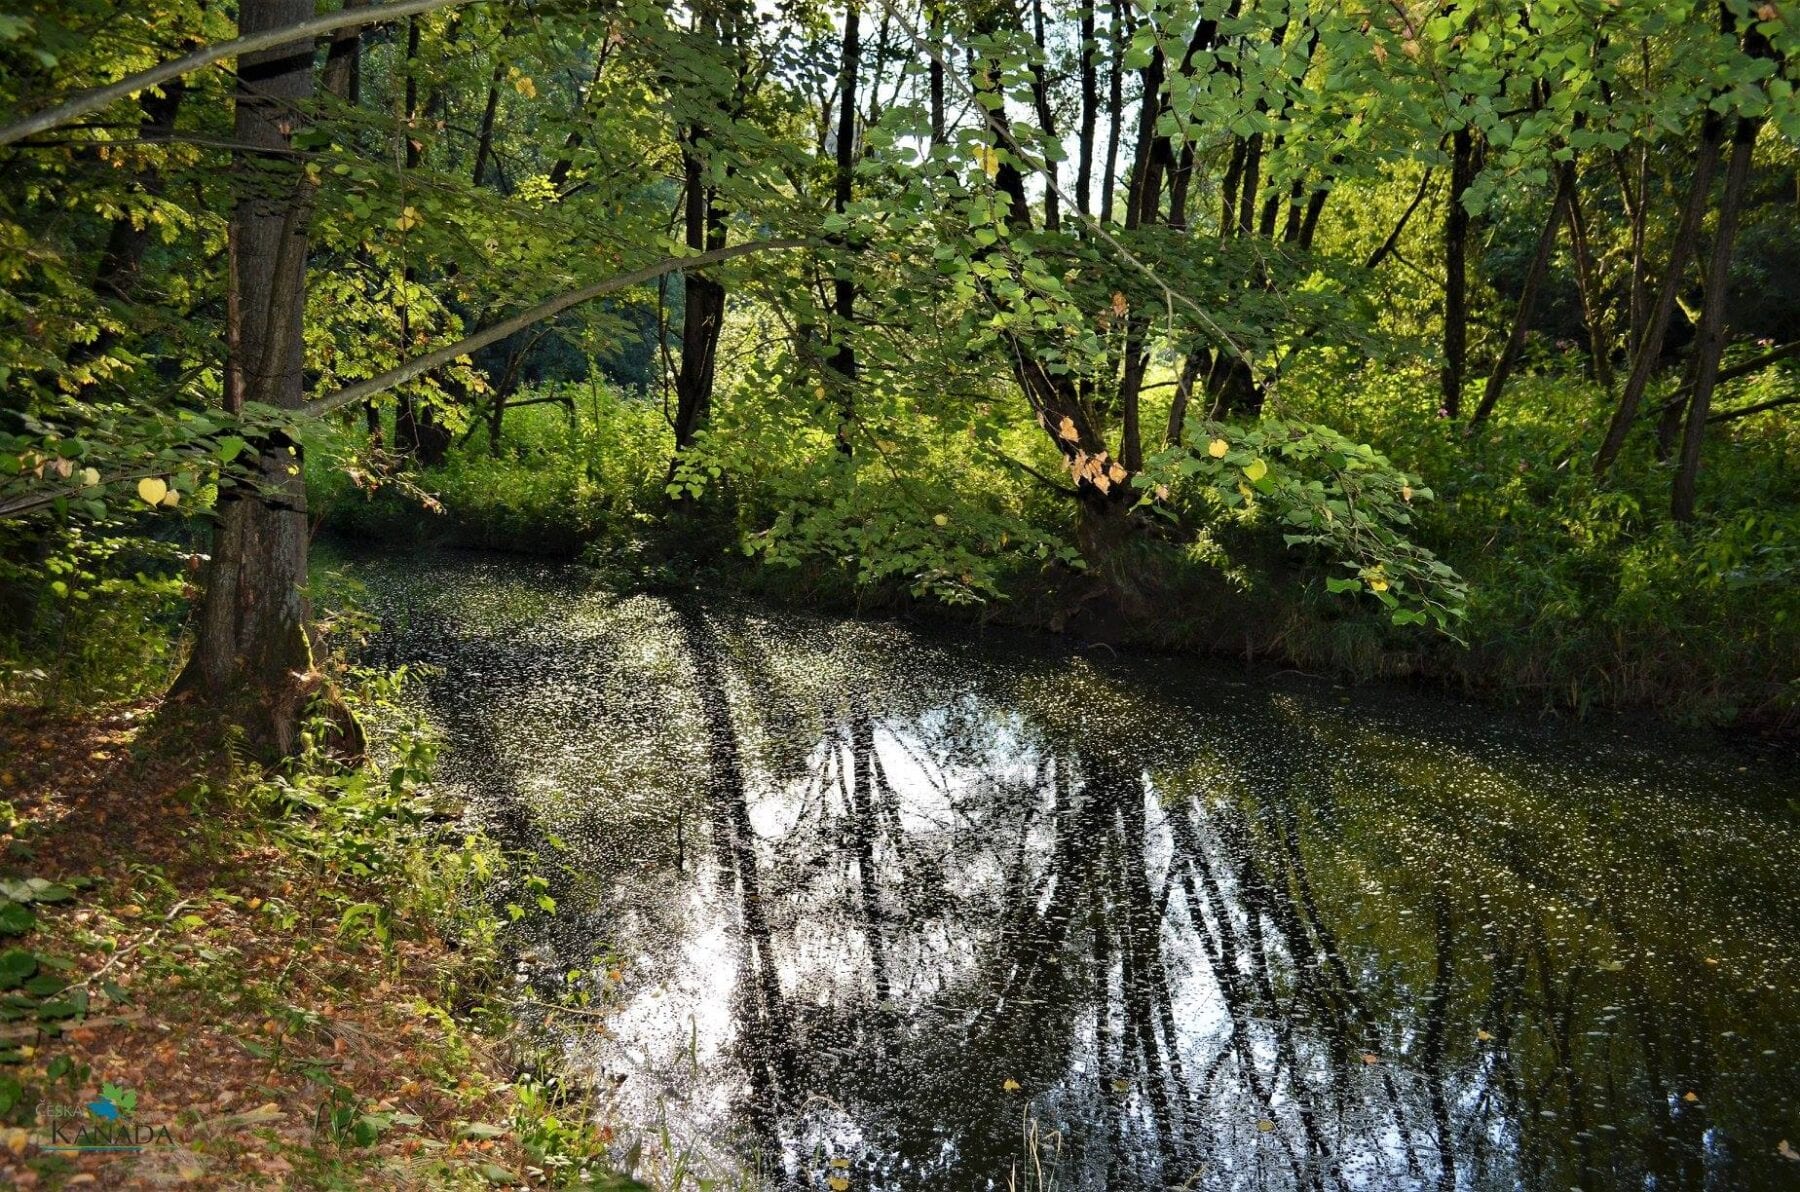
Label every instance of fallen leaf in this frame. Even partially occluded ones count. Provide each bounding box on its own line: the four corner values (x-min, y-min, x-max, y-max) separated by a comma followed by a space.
1778, 1139, 1799, 1161
1256, 1118, 1276, 1132
1360, 1053, 1379, 1065
1002, 1078, 1021, 1093
1476, 1029, 1493, 1042
828, 1180, 850, 1192
1683, 1091, 1699, 1103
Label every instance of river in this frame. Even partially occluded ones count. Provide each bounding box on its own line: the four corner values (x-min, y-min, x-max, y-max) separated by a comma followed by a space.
340, 546, 1800, 1190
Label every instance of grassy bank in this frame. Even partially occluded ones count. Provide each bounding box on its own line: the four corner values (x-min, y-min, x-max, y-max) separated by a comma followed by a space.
0, 678, 630, 1189
308, 375, 1799, 731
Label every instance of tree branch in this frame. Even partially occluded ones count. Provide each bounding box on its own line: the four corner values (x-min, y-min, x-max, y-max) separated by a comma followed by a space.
0, 0, 484, 149
302, 239, 811, 418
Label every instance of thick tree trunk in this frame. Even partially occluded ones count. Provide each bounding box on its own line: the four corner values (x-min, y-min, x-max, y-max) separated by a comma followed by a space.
1440, 128, 1474, 418
1672, 118, 1759, 522
174, 0, 356, 761
1594, 112, 1725, 475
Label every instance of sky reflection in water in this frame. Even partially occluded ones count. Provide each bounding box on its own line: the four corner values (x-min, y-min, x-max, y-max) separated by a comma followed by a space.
348, 550, 1800, 1191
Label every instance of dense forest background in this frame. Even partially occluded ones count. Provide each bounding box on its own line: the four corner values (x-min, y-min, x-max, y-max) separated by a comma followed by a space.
2, 0, 1797, 747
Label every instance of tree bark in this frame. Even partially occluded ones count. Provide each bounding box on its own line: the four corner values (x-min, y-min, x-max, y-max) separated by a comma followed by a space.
672, 138, 728, 451
1594, 111, 1724, 475
1471, 165, 1570, 424
1098, 0, 1125, 225
928, 0, 945, 147
829, 0, 861, 454
71, 80, 188, 381
1076, 2, 1098, 217
1672, 118, 1759, 522
1561, 166, 1614, 392
174, 0, 355, 761
1440, 127, 1474, 418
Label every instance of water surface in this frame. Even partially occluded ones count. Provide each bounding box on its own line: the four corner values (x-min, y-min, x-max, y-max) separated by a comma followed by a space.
344, 548, 1800, 1190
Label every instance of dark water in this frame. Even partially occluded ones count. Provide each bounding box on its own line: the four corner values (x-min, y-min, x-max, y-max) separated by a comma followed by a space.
340, 548, 1800, 1190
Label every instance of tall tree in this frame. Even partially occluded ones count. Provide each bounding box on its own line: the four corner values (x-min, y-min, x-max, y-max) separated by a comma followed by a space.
173, 0, 354, 758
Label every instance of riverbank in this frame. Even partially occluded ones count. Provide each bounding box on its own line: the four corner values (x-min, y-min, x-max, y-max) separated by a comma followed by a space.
0, 692, 614, 1189
307, 384, 1799, 736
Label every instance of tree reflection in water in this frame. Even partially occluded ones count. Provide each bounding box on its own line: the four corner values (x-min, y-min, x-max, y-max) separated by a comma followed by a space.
362, 556, 1800, 1191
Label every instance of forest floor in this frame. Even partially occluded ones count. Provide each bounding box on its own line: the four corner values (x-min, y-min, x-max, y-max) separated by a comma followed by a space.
0, 699, 597, 1190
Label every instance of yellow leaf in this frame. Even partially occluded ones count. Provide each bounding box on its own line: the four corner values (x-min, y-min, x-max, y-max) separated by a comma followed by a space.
1107, 463, 1128, 483
976, 146, 999, 178
1683, 1091, 1699, 1103
395, 205, 422, 231
1243, 458, 1268, 482
80, 466, 100, 487
1057, 416, 1079, 442
1110, 1078, 1130, 1093
1207, 438, 1229, 458
1401, 484, 1413, 502
1002, 1078, 1021, 1093
160, 489, 181, 508
828, 1179, 850, 1192
933, 514, 948, 526
137, 476, 168, 506
1110, 291, 1128, 318
514, 75, 538, 98
1778, 1139, 1799, 1161
1256, 1118, 1276, 1132
829, 1158, 851, 1169
1369, 578, 1389, 592
1476, 1029, 1492, 1042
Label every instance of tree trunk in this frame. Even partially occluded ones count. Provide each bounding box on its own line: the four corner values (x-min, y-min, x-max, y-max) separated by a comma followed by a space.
174, 0, 357, 761
71, 81, 187, 382
672, 140, 727, 451
1672, 118, 1759, 522
1098, 0, 1125, 225
928, 1, 945, 147
1076, 2, 1098, 217
1471, 165, 1570, 424
1594, 112, 1724, 475
829, 0, 860, 454
1561, 167, 1614, 392
1440, 127, 1473, 418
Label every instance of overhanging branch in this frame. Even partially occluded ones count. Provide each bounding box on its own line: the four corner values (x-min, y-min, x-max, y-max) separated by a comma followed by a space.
303, 239, 811, 418
0, 0, 484, 149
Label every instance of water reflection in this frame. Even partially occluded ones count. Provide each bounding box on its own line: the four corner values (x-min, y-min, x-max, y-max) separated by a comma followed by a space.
346, 549, 1800, 1190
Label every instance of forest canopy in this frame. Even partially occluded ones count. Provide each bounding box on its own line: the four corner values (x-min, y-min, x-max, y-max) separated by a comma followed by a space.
2, 0, 1798, 751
